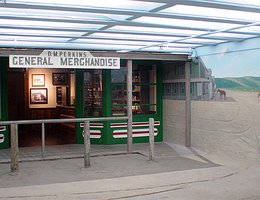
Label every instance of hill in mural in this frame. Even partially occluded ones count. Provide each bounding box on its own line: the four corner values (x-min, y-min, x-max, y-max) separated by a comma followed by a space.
215, 76, 260, 91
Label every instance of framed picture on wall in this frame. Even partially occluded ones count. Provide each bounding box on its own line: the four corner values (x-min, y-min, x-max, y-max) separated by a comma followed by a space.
32, 74, 45, 87
30, 88, 48, 104
56, 87, 62, 105
52, 73, 68, 85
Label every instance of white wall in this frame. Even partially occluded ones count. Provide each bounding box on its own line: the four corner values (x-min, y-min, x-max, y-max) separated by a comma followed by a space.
28, 68, 68, 108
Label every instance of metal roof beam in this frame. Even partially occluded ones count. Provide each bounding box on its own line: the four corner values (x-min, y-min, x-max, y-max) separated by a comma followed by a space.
0, 25, 257, 42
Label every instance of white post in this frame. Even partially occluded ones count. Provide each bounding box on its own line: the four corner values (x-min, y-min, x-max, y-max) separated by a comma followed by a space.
84, 120, 90, 168
149, 118, 155, 161
127, 59, 133, 153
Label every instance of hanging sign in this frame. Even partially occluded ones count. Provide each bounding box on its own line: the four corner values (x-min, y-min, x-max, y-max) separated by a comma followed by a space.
9, 50, 120, 69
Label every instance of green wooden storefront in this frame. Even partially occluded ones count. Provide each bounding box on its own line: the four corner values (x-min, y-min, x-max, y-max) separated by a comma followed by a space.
0, 58, 163, 148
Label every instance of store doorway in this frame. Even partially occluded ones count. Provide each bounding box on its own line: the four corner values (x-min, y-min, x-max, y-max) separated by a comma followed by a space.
7, 68, 76, 147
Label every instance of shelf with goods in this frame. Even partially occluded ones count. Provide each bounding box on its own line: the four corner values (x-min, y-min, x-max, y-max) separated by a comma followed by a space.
83, 71, 102, 117
111, 83, 127, 115
112, 71, 142, 115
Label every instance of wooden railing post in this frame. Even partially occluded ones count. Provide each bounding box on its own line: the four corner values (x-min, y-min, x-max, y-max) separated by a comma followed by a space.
149, 118, 155, 161
41, 123, 45, 158
83, 120, 91, 168
10, 124, 19, 174
185, 62, 191, 147
127, 59, 133, 153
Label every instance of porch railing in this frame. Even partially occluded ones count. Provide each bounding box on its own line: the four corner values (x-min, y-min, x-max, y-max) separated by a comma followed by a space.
0, 116, 155, 174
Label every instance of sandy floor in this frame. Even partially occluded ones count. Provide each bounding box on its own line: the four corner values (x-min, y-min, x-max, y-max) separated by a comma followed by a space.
164, 89, 260, 161
0, 89, 259, 199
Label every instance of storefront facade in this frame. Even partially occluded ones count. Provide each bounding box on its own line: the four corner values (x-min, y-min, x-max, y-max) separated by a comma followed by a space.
0, 50, 188, 149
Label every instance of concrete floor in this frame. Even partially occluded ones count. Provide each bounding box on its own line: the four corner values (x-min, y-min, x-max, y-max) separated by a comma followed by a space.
0, 143, 218, 187
0, 142, 259, 200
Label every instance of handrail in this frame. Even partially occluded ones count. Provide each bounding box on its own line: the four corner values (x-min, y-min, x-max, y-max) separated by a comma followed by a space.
1, 116, 155, 175
1, 116, 129, 174
0, 116, 129, 126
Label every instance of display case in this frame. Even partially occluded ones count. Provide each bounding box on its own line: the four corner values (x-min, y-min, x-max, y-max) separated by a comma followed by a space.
111, 65, 157, 116
83, 70, 102, 116
112, 71, 142, 115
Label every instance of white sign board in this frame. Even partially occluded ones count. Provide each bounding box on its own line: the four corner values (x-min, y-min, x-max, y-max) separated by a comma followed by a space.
9, 50, 120, 69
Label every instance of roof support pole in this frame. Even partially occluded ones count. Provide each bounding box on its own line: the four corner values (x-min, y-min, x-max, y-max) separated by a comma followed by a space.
185, 61, 191, 147
127, 59, 133, 153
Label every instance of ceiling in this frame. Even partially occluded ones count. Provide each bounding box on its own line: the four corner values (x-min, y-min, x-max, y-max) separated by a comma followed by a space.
1, 0, 260, 55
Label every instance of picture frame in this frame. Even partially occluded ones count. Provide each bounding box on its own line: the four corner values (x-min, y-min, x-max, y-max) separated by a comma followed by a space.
32, 74, 45, 87
56, 87, 62, 105
52, 73, 68, 85
30, 88, 48, 104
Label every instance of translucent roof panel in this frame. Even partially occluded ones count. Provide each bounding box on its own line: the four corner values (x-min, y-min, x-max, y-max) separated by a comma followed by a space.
107, 26, 208, 36
167, 43, 201, 48
8, 0, 164, 11
0, 0, 260, 54
1, 7, 131, 21
0, 19, 105, 30
209, 0, 260, 7
90, 33, 182, 42
0, 29, 86, 37
133, 17, 242, 30
145, 46, 191, 53
233, 26, 260, 34
161, 5, 260, 22
73, 38, 158, 46
0, 35, 69, 42
204, 32, 257, 39
182, 38, 227, 44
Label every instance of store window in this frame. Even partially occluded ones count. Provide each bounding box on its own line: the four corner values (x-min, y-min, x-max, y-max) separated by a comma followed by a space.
111, 65, 157, 115
164, 83, 172, 98
83, 70, 102, 117
180, 82, 185, 96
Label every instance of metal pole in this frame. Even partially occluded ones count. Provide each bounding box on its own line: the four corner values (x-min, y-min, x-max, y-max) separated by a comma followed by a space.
127, 59, 133, 153
185, 62, 191, 147
10, 124, 19, 174
41, 123, 45, 158
84, 120, 91, 168
149, 118, 155, 161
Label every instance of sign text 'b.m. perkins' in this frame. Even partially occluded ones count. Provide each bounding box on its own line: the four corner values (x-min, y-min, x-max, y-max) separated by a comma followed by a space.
9, 50, 120, 69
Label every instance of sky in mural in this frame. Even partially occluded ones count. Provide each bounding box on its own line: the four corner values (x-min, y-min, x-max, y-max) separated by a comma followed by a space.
196, 38, 260, 78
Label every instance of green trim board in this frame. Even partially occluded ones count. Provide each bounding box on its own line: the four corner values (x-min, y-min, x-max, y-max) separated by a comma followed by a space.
0, 57, 10, 149
75, 69, 84, 144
